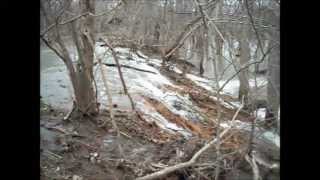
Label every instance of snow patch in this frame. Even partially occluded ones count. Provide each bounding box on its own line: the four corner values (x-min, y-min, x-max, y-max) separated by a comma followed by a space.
186, 74, 214, 92
135, 99, 191, 138
137, 51, 149, 59
186, 74, 210, 83
173, 67, 183, 74
261, 131, 280, 148
256, 108, 266, 120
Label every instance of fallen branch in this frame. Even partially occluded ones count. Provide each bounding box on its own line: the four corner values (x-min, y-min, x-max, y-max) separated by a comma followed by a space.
120, 131, 132, 139
99, 37, 136, 111
135, 127, 230, 180
97, 55, 124, 157
63, 101, 76, 121
217, 44, 276, 95
96, 62, 157, 74
251, 151, 279, 170
164, 17, 203, 59
43, 150, 63, 160
135, 95, 245, 180
97, 58, 117, 129
245, 154, 261, 180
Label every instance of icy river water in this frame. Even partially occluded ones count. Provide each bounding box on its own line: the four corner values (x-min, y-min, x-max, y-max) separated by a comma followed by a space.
40, 45, 134, 111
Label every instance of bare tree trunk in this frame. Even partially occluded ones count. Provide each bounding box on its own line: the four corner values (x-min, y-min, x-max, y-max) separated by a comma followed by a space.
41, 0, 98, 116
196, 0, 209, 77
215, 37, 223, 74
71, 0, 98, 115
237, 38, 250, 108
196, 31, 205, 76
213, 0, 224, 75
266, 43, 280, 126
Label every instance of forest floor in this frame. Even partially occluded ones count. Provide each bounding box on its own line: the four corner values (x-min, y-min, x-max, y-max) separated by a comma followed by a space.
40, 44, 279, 180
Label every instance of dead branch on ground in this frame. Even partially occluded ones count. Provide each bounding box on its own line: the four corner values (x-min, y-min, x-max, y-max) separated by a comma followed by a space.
94, 62, 157, 74
97, 56, 124, 156
99, 37, 136, 111
135, 98, 245, 180
245, 154, 261, 180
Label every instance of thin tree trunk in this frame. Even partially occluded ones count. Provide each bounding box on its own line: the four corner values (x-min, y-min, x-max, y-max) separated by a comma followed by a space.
237, 38, 250, 108
196, 32, 205, 76
266, 43, 280, 125
213, 0, 224, 75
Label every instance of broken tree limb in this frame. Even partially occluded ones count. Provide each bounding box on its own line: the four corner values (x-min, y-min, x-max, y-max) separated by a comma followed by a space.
63, 101, 76, 121
245, 154, 261, 180
97, 58, 116, 129
251, 151, 279, 170
99, 37, 135, 111
164, 17, 203, 59
96, 63, 157, 74
217, 44, 276, 95
135, 93, 245, 180
97, 57, 124, 157
135, 127, 231, 180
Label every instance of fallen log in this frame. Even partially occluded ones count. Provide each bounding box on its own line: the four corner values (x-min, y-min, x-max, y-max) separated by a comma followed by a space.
100, 63, 157, 74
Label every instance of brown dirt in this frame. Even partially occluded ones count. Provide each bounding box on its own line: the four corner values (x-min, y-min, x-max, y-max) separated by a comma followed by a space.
143, 96, 213, 139
159, 68, 254, 123
40, 107, 206, 180
40, 103, 253, 180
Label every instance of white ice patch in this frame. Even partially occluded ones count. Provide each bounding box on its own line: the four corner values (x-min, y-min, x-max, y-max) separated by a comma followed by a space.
220, 120, 251, 131
185, 73, 244, 110
261, 131, 280, 148
249, 77, 267, 87
135, 100, 191, 137
186, 74, 210, 83
186, 74, 214, 92
219, 79, 239, 97
229, 101, 241, 108
114, 47, 130, 54
232, 120, 252, 131
94, 46, 211, 137
219, 77, 267, 98
209, 96, 236, 110
137, 51, 149, 59
146, 72, 174, 86
148, 58, 163, 66
256, 108, 266, 120
173, 67, 183, 74
220, 122, 230, 128
162, 93, 204, 122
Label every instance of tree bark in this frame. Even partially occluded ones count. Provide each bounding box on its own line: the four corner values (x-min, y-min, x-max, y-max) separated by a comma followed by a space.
41, 0, 98, 115
237, 38, 250, 108
67, 0, 98, 115
266, 43, 279, 125
213, 1, 224, 75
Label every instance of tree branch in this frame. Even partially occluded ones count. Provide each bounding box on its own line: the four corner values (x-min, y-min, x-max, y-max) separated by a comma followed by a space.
135, 99, 245, 180
244, 0, 265, 56
41, 1, 124, 37
99, 37, 135, 111
96, 62, 157, 74
164, 17, 203, 59
217, 44, 277, 95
